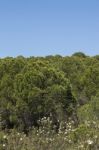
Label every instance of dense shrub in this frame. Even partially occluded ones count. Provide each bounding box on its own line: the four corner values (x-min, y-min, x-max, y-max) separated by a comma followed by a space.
0, 52, 99, 149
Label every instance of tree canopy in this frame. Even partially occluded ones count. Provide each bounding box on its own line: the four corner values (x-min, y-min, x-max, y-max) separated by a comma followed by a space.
0, 52, 99, 132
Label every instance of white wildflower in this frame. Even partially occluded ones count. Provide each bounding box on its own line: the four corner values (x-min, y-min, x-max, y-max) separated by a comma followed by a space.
68, 139, 72, 143
69, 128, 71, 131
20, 138, 23, 141
3, 135, 7, 139
3, 144, 6, 147
17, 133, 20, 136
87, 140, 93, 145
64, 137, 67, 140
68, 122, 71, 125
64, 131, 67, 134
94, 135, 98, 139
79, 144, 84, 148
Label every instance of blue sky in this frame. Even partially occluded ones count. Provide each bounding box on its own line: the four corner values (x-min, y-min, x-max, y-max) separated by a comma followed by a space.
0, 0, 99, 57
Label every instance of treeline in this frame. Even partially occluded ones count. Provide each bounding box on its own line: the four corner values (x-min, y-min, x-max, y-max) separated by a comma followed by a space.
0, 52, 99, 132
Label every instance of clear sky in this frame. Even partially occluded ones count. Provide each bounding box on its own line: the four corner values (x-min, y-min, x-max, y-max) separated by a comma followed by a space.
0, 0, 99, 57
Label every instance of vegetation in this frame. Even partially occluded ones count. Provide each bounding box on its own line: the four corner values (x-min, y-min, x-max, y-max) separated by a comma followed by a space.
0, 52, 99, 149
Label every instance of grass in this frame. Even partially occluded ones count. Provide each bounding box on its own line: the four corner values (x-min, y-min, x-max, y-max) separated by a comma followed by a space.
0, 118, 99, 150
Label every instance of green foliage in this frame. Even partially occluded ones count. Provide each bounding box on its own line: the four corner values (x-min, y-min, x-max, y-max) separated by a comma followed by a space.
78, 95, 99, 122
0, 56, 78, 131
0, 53, 99, 148
72, 52, 87, 58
